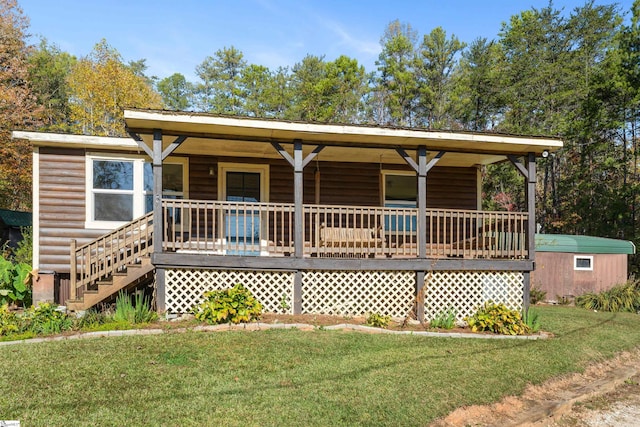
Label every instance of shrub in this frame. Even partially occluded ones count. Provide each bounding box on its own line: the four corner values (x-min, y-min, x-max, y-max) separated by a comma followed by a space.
530, 286, 547, 305
575, 281, 640, 313
429, 308, 457, 330
366, 312, 391, 328
465, 301, 531, 335
0, 256, 32, 307
12, 226, 32, 265
75, 308, 113, 330
23, 303, 73, 335
192, 284, 262, 325
113, 291, 157, 324
524, 307, 541, 333
0, 303, 20, 336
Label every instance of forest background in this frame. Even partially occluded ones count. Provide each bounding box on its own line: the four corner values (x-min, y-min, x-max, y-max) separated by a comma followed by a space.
2, 0, 640, 270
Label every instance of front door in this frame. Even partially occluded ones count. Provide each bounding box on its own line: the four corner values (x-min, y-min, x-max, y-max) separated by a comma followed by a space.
218, 164, 269, 254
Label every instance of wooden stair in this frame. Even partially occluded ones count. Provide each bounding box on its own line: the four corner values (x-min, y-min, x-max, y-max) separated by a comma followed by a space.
68, 212, 155, 311
66, 257, 154, 311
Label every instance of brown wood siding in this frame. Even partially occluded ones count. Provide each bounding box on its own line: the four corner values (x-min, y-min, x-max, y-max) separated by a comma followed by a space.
37, 150, 477, 273
188, 156, 216, 200
189, 157, 477, 210
532, 252, 629, 300
38, 148, 106, 273
427, 167, 477, 210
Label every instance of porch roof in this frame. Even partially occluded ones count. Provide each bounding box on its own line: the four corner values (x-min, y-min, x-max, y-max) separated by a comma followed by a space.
124, 109, 563, 167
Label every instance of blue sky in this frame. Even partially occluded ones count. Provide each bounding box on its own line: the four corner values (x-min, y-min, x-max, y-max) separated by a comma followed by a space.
19, 0, 635, 82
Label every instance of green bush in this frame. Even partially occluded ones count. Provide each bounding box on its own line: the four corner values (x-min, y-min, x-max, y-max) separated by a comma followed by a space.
0, 303, 20, 336
113, 291, 158, 324
465, 301, 531, 335
192, 284, 262, 325
75, 308, 113, 330
429, 308, 457, 330
524, 307, 541, 333
365, 312, 391, 328
12, 226, 32, 266
23, 303, 73, 335
575, 281, 640, 313
530, 286, 547, 305
0, 256, 32, 307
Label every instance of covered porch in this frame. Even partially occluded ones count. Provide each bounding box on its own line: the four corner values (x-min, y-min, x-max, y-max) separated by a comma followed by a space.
122, 109, 562, 319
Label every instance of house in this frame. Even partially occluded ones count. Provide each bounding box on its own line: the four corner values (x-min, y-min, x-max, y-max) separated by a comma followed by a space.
13, 109, 563, 320
532, 234, 636, 301
0, 208, 32, 250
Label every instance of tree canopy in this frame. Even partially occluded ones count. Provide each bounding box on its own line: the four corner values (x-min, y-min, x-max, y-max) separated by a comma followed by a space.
66, 39, 163, 136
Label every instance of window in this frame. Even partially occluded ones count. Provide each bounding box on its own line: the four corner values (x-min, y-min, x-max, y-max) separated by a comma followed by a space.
86, 155, 187, 229
574, 255, 593, 271
92, 160, 134, 222
382, 170, 417, 233
382, 171, 416, 208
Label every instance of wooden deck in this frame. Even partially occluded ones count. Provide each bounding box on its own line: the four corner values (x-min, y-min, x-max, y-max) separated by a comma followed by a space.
67, 199, 530, 309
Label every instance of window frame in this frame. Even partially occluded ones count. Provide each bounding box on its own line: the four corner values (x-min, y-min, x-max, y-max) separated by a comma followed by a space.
381, 169, 417, 208
86, 154, 188, 229
574, 255, 594, 271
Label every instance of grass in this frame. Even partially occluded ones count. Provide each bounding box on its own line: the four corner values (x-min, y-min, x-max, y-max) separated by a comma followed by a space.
0, 306, 639, 426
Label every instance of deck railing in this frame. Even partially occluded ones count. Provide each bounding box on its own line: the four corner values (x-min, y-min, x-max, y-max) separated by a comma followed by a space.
163, 199, 295, 256
70, 211, 153, 300
162, 199, 529, 259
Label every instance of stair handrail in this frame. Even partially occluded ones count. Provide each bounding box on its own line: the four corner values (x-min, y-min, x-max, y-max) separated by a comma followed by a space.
70, 211, 154, 301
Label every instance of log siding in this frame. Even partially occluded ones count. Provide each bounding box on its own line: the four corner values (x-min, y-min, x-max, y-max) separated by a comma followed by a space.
37, 149, 478, 273
38, 148, 107, 273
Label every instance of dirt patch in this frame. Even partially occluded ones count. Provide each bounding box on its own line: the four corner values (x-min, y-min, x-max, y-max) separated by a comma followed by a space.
430, 349, 640, 427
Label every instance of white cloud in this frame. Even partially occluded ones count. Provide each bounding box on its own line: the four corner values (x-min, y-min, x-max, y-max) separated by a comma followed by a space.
320, 18, 380, 56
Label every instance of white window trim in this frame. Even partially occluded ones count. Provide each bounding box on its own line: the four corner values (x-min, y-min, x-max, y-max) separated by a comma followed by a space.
574, 255, 594, 271
85, 154, 188, 229
381, 169, 416, 207
218, 162, 269, 202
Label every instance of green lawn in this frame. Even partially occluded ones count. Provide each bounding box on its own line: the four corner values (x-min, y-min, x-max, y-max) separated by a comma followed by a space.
1, 306, 639, 426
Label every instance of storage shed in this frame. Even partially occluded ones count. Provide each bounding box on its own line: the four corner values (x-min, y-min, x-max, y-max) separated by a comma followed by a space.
532, 234, 636, 301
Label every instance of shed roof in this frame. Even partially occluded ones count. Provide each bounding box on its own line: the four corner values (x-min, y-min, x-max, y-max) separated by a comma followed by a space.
0, 209, 32, 228
535, 234, 635, 255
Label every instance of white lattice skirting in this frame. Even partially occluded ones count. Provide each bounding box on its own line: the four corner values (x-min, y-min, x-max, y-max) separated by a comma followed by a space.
165, 268, 524, 320
424, 271, 524, 321
301, 271, 415, 318
165, 269, 295, 314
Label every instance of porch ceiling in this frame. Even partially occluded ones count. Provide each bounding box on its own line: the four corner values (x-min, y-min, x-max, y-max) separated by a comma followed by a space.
124, 109, 563, 167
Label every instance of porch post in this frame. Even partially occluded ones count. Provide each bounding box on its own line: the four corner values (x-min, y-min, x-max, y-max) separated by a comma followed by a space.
293, 140, 304, 259
524, 152, 536, 312
525, 153, 536, 262
152, 129, 165, 312
415, 270, 425, 322
293, 140, 304, 313
417, 146, 427, 259
270, 140, 323, 315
